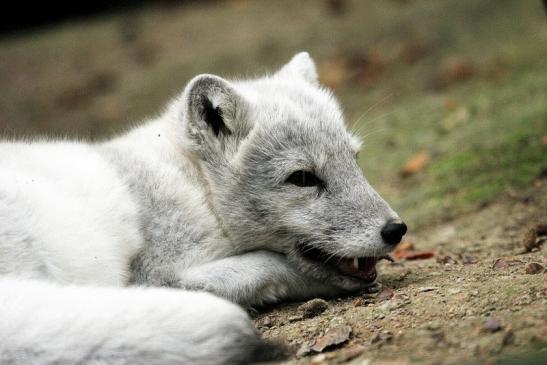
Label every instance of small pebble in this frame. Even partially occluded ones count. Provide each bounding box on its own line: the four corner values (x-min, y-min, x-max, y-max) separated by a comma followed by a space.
525, 262, 544, 274
376, 287, 394, 301
483, 317, 503, 333
298, 298, 329, 318
493, 258, 508, 269
257, 316, 272, 327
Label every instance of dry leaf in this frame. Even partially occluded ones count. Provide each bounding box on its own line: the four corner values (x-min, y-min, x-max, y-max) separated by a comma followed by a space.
400, 151, 430, 178
393, 241, 435, 261
311, 324, 352, 352
392, 240, 414, 260
401, 250, 436, 260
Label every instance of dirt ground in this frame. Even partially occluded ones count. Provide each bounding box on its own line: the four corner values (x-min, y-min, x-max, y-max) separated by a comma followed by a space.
255, 178, 547, 365
0, 1, 545, 364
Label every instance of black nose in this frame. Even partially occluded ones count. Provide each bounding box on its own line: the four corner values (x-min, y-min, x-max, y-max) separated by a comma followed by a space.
381, 220, 407, 245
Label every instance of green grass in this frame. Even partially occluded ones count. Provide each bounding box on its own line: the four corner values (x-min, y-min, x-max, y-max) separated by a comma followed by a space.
360, 63, 547, 227
0, 0, 545, 228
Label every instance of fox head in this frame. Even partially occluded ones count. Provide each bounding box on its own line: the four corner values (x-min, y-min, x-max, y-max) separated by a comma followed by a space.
176, 52, 406, 290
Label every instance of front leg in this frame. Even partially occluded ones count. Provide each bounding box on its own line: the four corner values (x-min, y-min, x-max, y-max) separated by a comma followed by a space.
175, 250, 341, 307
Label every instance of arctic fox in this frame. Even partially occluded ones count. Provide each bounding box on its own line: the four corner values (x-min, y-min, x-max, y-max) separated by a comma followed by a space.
0, 53, 406, 364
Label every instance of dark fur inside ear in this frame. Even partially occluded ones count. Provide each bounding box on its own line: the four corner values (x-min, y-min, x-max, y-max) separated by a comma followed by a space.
201, 96, 231, 137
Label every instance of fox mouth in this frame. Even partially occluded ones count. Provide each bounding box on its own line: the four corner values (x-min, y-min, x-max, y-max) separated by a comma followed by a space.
296, 244, 392, 283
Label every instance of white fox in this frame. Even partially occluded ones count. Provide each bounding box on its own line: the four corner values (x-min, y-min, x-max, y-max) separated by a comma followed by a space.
0, 53, 406, 364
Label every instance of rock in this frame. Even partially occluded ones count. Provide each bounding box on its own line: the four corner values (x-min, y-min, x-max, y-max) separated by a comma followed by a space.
257, 316, 272, 328
483, 317, 503, 333
311, 324, 352, 352
298, 298, 329, 318
493, 258, 508, 269
493, 258, 522, 269
418, 286, 437, 292
525, 262, 544, 274
376, 287, 394, 301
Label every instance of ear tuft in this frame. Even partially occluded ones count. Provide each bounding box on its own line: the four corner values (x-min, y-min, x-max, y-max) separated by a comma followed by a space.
201, 96, 231, 137
183, 74, 236, 141
180, 74, 251, 161
279, 52, 318, 85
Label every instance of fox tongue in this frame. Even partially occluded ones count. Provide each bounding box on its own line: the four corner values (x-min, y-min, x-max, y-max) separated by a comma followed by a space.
336, 257, 377, 282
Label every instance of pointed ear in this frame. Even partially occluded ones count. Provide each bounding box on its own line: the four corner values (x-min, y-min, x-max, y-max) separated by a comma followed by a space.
181, 74, 250, 161
278, 52, 318, 85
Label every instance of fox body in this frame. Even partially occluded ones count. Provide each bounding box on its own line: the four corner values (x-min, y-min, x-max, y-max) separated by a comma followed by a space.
0, 53, 405, 364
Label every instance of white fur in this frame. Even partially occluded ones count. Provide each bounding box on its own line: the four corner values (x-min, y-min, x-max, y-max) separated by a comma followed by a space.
0, 142, 141, 285
0, 52, 403, 363
0, 278, 261, 365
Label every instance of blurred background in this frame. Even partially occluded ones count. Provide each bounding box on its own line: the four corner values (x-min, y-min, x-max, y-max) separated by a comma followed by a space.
0, 0, 546, 230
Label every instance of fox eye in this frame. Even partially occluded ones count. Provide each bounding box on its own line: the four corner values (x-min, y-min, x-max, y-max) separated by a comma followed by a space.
286, 170, 323, 188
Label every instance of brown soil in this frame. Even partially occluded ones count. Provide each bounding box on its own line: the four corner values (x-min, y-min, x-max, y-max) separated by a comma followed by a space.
256, 179, 547, 365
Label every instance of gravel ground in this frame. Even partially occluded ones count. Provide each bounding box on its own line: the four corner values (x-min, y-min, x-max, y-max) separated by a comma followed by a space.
255, 178, 547, 365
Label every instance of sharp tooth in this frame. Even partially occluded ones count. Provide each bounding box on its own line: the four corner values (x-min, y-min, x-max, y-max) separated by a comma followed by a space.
353, 257, 359, 270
